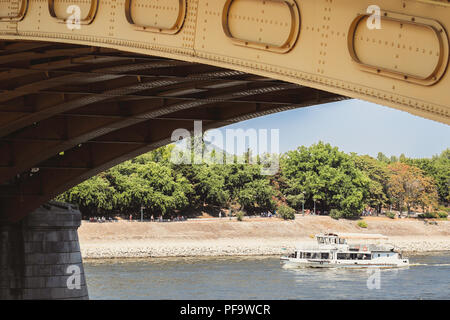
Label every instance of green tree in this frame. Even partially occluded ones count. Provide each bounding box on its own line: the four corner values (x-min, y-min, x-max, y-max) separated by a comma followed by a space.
280, 142, 370, 218
377, 152, 390, 164
225, 163, 276, 214
352, 155, 390, 213
194, 164, 229, 207
105, 160, 193, 217
58, 174, 115, 216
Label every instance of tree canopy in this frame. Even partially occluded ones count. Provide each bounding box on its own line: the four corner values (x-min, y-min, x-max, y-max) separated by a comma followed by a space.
58, 143, 449, 218
280, 142, 370, 218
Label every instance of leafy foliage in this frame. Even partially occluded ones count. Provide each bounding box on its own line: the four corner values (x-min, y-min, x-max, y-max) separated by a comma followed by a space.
385, 212, 396, 219
357, 220, 368, 228
353, 155, 390, 212
277, 204, 296, 220
58, 142, 448, 220
403, 149, 450, 204
387, 162, 438, 214
418, 212, 438, 219
235, 211, 245, 221
330, 209, 342, 220
280, 142, 369, 218
437, 211, 448, 219
58, 174, 115, 215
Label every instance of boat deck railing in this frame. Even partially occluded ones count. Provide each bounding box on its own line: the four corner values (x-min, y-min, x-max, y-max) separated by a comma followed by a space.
349, 243, 395, 252
296, 243, 395, 252
296, 243, 343, 251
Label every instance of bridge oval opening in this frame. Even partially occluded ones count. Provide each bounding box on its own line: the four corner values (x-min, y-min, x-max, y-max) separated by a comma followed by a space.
48, 0, 98, 25
0, 0, 28, 22
222, 0, 300, 53
348, 11, 449, 86
125, 0, 187, 34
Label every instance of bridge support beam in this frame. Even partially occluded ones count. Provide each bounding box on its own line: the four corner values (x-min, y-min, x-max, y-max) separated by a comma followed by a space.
0, 202, 88, 300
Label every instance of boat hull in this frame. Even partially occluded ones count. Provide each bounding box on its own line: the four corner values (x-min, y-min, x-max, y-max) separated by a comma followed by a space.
281, 258, 409, 269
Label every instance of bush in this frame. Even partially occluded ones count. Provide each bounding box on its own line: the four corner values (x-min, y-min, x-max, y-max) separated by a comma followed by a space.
277, 204, 296, 220
438, 206, 450, 213
386, 212, 396, 219
357, 220, 368, 228
236, 211, 245, 221
437, 211, 448, 219
330, 209, 342, 220
418, 212, 438, 219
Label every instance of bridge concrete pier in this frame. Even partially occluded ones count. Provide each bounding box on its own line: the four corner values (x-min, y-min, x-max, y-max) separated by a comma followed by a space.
0, 202, 89, 300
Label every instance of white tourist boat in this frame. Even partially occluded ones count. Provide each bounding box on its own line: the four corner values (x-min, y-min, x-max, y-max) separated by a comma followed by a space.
281, 233, 409, 268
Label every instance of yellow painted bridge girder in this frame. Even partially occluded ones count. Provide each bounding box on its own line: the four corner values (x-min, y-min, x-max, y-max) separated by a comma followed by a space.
0, 0, 449, 125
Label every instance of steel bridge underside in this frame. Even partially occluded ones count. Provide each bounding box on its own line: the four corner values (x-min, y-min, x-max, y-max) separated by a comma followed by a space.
0, 41, 344, 222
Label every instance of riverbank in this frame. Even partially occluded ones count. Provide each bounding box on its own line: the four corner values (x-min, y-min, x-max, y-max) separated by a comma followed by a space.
78, 216, 450, 259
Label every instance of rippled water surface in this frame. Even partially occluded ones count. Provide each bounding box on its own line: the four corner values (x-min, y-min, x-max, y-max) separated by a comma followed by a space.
84, 252, 450, 300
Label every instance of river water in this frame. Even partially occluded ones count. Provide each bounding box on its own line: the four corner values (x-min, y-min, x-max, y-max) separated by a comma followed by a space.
84, 252, 450, 300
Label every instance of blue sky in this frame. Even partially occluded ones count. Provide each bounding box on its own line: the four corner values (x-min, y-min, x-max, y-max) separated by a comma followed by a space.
217, 99, 450, 158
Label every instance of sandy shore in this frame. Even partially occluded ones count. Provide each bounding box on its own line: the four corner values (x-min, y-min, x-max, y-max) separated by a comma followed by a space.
78, 216, 450, 259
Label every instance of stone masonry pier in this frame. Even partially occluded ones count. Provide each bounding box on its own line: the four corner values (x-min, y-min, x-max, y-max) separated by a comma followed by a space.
0, 202, 88, 300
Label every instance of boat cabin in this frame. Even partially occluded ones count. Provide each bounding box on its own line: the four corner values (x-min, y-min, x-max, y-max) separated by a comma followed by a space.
293, 250, 400, 261
316, 233, 347, 245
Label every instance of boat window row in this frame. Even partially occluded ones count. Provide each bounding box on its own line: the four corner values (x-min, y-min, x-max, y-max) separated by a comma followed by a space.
316, 237, 346, 245
297, 252, 330, 259
336, 253, 371, 260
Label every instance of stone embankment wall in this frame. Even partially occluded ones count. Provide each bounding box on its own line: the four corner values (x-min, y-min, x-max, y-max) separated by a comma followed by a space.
78, 216, 450, 259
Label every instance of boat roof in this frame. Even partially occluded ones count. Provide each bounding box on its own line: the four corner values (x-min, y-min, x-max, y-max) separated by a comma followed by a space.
318, 232, 389, 240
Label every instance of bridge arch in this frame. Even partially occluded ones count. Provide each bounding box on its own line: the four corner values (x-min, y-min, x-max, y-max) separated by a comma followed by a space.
1, 0, 449, 221
0, 41, 343, 222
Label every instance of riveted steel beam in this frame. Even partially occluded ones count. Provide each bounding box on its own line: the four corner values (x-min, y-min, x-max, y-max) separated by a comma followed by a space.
0, 91, 342, 223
